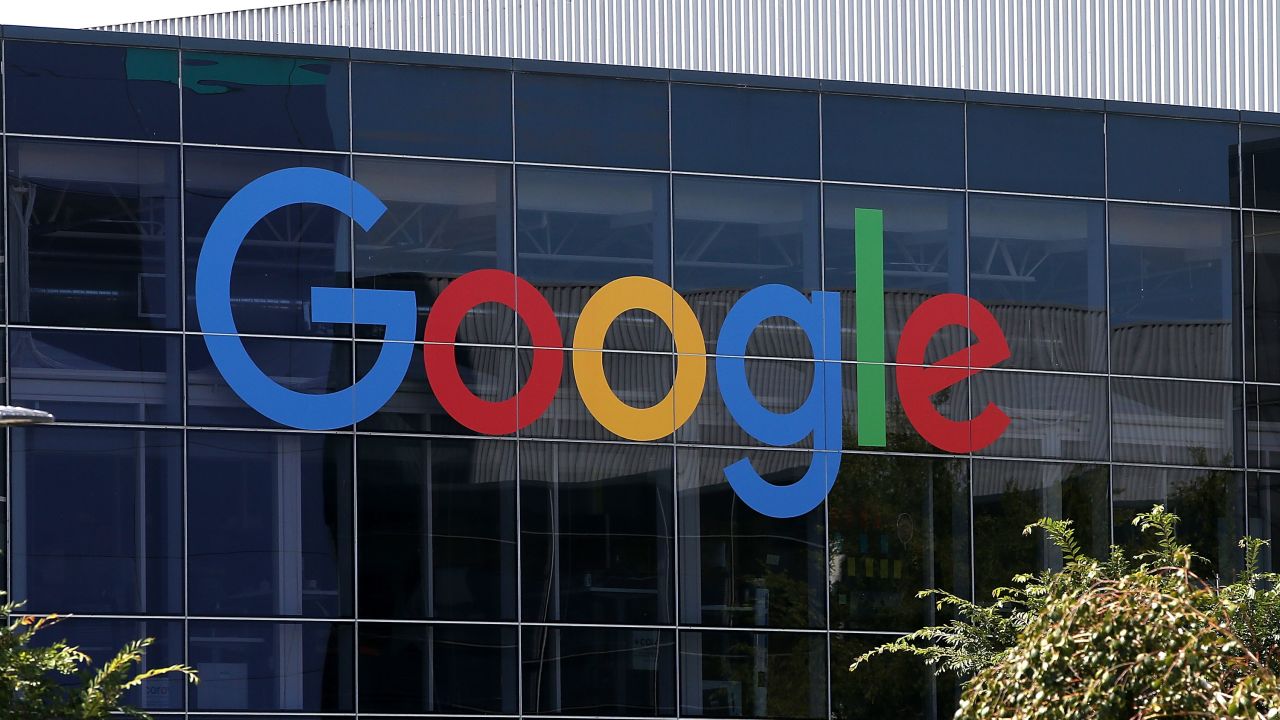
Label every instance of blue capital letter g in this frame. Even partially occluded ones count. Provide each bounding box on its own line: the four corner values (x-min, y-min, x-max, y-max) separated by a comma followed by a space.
195, 167, 416, 430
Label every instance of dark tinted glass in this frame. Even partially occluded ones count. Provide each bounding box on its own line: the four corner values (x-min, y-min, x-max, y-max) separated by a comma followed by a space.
1108, 114, 1240, 205
1248, 472, 1280, 573
521, 442, 673, 624
359, 624, 518, 714
969, 195, 1106, 372
972, 460, 1109, 598
971, 371, 1109, 461
831, 634, 958, 719
1245, 211, 1280, 382
352, 156, 513, 344
34, 619, 186, 711
1114, 465, 1244, 580
5, 41, 179, 140
837, 363, 971, 454
184, 148, 350, 337
357, 436, 517, 620
523, 626, 676, 716
7, 139, 181, 329
680, 357, 817, 449
680, 630, 826, 719
1110, 378, 1242, 467
187, 431, 353, 617
672, 84, 819, 178
967, 105, 1104, 196
352, 62, 511, 159
356, 342, 516, 436
825, 186, 966, 364
188, 620, 354, 712
517, 167, 670, 351
1246, 384, 1280, 470
188, 335, 353, 428
674, 176, 820, 356
1109, 203, 1239, 379
822, 94, 964, 187
12, 426, 182, 614
516, 73, 668, 169
828, 453, 969, 632
183, 52, 349, 150
1243, 124, 1280, 210
524, 349, 673, 442
677, 447, 826, 628
10, 329, 183, 424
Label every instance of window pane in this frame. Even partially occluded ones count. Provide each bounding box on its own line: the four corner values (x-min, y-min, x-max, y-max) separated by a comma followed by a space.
188, 335, 353, 429
525, 349, 673, 442
356, 342, 515, 436
357, 436, 517, 620
187, 431, 353, 617
838, 363, 971, 455
1242, 124, 1280, 210
1107, 114, 1240, 205
674, 176, 820, 356
672, 84, 819, 178
184, 148, 351, 338
10, 329, 183, 424
828, 453, 969, 632
831, 634, 958, 720
1248, 472, 1280, 573
35, 619, 186, 711
1245, 211, 1280, 381
521, 442, 673, 624
971, 371, 1109, 462
522, 626, 676, 716
359, 624, 518, 714
967, 105, 1105, 196
12, 426, 182, 614
680, 630, 826, 719
5, 41, 179, 140
1113, 465, 1244, 580
972, 460, 1109, 598
516, 73, 668, 169
1111, 378, 1242, 467
189, 620, 354, 712
677, 447, 827, 628
183, 52, 349, 150
8, 139, 181, 329
1109, 203, 1239, 379
353, 156, 513, 344
969, 195, 1106, 372
680, 357, 817, 450
518, 167, 670, 351
825, 186, 966, 364
822, 95, 964, 187
1246, 384, 1280, 470
352, 62, 511, 159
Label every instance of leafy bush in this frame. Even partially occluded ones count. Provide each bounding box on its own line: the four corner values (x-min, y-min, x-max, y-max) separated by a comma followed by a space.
851, 506, 1280, 718
0, 595, 196, 719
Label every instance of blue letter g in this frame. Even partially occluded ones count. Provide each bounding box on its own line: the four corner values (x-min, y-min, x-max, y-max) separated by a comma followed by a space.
195, 167, 416, 430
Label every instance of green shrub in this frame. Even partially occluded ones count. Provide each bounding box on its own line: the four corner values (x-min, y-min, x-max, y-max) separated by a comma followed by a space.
851, 506, 1280, 718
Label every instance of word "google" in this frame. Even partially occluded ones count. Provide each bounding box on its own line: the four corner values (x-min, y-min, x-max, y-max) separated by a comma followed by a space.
195, 168, 1012, 518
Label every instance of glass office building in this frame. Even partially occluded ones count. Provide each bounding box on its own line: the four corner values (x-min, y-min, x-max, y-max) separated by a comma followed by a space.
3, 24, 1280, 719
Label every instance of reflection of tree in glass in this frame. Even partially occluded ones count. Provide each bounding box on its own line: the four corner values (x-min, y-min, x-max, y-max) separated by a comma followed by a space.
828, 405, 966, 632
971, 465, 1108, 600
1114, 449, 1241, 581
718, 631, 823, 719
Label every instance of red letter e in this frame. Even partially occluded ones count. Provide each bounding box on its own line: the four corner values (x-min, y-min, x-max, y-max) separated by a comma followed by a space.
896, 294, 1010, 453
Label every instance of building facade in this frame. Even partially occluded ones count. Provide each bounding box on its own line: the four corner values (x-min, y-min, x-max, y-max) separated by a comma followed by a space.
1, 17, 1279, 719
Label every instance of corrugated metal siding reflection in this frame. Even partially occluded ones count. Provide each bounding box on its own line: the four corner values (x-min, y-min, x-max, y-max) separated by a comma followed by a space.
98, 0, 1280, 112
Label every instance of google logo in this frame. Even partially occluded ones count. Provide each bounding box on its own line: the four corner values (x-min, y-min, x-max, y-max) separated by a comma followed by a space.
196, 168, 1013, 518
